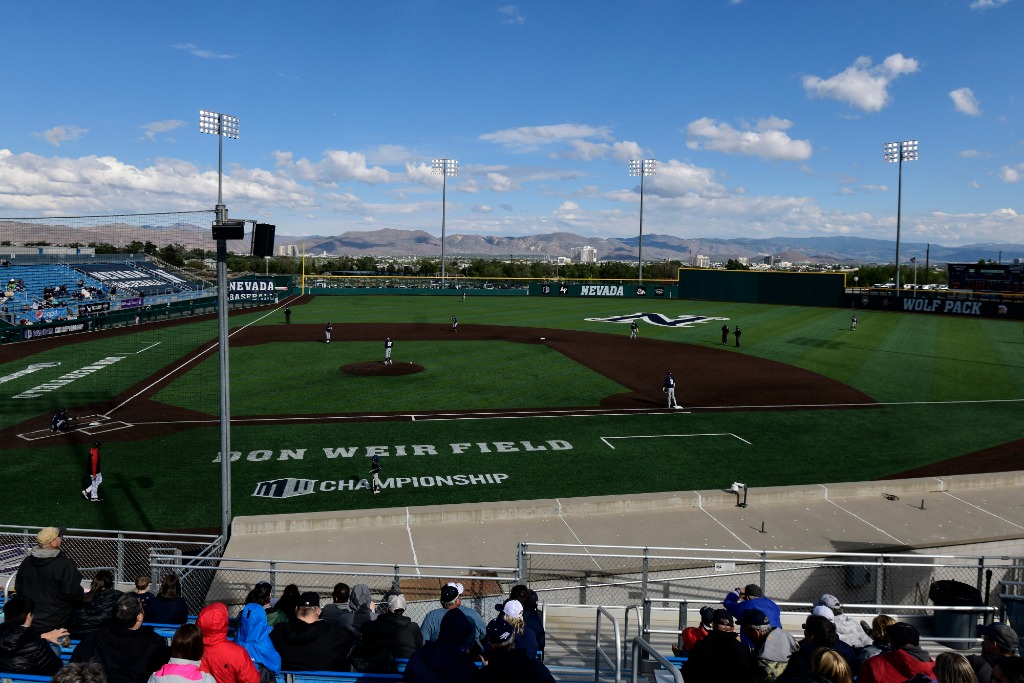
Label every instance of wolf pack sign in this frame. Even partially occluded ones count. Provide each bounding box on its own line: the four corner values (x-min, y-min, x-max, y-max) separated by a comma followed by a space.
585, 312, 728, 328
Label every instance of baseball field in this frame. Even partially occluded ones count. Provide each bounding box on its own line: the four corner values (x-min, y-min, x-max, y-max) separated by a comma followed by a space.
2, 293, 1021, 532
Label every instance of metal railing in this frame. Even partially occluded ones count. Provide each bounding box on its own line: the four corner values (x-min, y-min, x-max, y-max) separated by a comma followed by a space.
594, 606, 622, 683
629, 637, 682, 683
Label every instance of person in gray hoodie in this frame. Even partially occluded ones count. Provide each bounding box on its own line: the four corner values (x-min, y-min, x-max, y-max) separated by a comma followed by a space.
816, 593, 872, 649
338, 584, 375, 636
741, 608, 798, 683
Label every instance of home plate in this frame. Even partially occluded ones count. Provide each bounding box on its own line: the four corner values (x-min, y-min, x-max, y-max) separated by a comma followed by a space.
540, 337, 545, 340
89, 421, 101, 426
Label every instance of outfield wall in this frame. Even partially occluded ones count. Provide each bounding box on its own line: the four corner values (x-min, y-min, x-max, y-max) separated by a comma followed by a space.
677, 268, 845, 306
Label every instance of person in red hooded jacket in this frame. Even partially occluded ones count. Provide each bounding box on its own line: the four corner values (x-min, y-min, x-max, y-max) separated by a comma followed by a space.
196, 603, 259, 683
858, 622, 934, 683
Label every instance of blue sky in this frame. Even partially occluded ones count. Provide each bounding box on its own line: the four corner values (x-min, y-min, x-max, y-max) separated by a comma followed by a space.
1, 0, 1023, 246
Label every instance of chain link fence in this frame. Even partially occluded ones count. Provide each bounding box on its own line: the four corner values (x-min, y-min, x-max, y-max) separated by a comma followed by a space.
520, 544, 1024, 615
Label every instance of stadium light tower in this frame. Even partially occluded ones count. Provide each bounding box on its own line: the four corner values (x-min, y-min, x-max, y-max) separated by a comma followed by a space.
200, 109, 240, 544
431, 158, 458, 288
629, 159, 656, 285
883, 140, 918, 293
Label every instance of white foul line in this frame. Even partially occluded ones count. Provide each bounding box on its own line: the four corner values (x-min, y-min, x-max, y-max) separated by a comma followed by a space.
818, 484, 905, 544
405, 507, 421, 573
940, 490, 1024, 530
555, 499, 603, 571
601, 433, 750, 449
695, 491, 753, 550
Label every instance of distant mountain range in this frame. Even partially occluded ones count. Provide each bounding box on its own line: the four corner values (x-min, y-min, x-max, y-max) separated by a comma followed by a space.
288, 228, 1023, 265
1, 220, 1021, 265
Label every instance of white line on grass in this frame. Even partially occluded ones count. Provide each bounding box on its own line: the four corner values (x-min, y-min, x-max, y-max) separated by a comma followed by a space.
818, 484, 905, 544
600, 433, 750, 449
104, 306, 285, 418
133, 342, 162, 354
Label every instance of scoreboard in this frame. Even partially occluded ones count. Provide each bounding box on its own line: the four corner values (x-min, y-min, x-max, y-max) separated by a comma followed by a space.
948, 263, 1024, 293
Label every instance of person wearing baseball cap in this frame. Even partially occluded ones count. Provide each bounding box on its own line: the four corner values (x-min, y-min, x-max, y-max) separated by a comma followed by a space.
724, 583, 782, 647
269, 591, 353, 672
857, 621, 934, 683
674, 605, 716, 656
477, 617, 556, 682
968, 621, 1018, 682
82, 441, 103, 502
487, 599, 539, 661
402, 609, 478, 683
816, 593, 872, 648
14, 526, 85, 632
681, 609, 755, 683
419, 581, 486, 646
740, 607, 797, 682
360, 591, 422, 660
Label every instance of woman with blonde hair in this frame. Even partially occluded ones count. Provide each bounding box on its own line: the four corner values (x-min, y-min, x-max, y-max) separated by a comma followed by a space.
812, 647, 854, 683
857, 614, 896, 669
934, 652, 978, 683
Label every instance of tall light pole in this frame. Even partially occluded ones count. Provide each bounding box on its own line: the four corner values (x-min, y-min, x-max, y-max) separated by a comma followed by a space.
431, 158, 458, 288
883, 140, 918, 292
629, 159, 656, 284
199, 109, 239, 544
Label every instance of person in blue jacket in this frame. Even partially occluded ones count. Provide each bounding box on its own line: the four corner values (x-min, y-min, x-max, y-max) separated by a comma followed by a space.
723, 584, 781, 646
235, 602, 281, 681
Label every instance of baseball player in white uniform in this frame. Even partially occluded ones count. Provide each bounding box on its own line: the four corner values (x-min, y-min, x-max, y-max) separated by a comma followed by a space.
630, 320, 638, 340
325, 322, 332, 344
384, 336, 393, 365
663, 371, 679, 409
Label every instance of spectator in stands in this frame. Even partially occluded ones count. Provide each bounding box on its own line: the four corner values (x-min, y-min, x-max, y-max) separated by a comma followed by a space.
195, 603, 258, 683
816, 594, 871, 649
681, 609, 755, 683
421, 583, 487, 646
857, 614, 895, 669
360, 592, 422, 659
994, 657, 1024, 683
857, 622, 934, 683
484, 599, 537, 660
0, 595, 66, 676
476, 617, 555, 682
269, 591, 352, 672
810, 647, 854, 683
319, 582, 351, 627
71, 593, 170, 683
509, 585, 545, 656
808, 607, 858, 668
268, 584, 300, 626
135, 576, 155, 609
70, 569, 124, 639
968, 622, 1019, 683
935, 651, 980, 683
15, 526, 85, 632
143, 573, 188, 625
148, 624, 215, 683
725, 584, 782, 647
340, 583, 376, 636
778, 614, 854, 683
235, 603, 281, 683
55, 662, 107, 683
674, 605, 715, 656
402, 609, 479, 683
740, 607, 797, 683
240, 582, 275, 624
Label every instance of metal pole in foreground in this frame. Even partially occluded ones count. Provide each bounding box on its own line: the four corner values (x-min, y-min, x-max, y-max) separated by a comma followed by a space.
200, 109, 239, 543
883, 140, 918, 293
431, 158, 458, 289
629, 159, 656, 286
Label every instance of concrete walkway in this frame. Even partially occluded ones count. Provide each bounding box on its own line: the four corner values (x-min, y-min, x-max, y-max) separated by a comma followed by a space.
226, 472, 1024, 567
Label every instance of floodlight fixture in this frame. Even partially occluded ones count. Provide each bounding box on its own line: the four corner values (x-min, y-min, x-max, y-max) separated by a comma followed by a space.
628, 159, 656, 284
883, 140, 919, 291
431, 158, 459, 286
199, 109, 240, 209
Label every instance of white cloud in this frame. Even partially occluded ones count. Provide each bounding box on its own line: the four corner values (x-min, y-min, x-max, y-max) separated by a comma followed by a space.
970, 0, 1011, 8
140, 119, 185, 141
486, 172, 516, 192
999, 164, 1024, 183
685, 117, 812, 161
472, 204, 493, 213
33, 126, 88, 147
949, 87, 981, 117
644, 160, 728, 198
498, 5, 525, 25
277, 149, 391, 185
959, 149, 991, 158
480, 124, 611, 151
802, 53, 919, 112
171, 43, 235, 59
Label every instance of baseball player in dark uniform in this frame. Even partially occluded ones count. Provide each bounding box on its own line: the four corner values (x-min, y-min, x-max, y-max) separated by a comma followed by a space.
630, 320, 638, 340
663, 372, 679, 409
51, 408, 71, 433
721, 324, 729, 345
384, 336, 393, 365
370, 454, 382, 495
325, 322, 332, 344
82, 441, 102, 502
284, 307, 291, 324
734, 325, 742, 347
451, 316, 459, 332
851, 315, 858, 331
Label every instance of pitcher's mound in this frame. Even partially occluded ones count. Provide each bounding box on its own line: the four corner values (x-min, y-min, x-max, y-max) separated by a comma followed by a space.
341, 361, 424, 376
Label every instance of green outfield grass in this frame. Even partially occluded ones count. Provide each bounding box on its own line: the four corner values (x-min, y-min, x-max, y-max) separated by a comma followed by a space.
2, 293, 1022, 531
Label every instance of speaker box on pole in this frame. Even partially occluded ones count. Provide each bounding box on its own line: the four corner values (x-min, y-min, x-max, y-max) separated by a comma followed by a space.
252, 223, 276, 257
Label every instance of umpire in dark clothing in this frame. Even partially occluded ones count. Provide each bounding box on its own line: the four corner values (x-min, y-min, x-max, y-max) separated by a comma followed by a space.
270, 591, 353, 671
722, 324, 730, 345
681, 609, 755, 683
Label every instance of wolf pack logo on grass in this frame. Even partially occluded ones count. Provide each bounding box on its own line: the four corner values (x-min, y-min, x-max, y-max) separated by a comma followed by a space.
585, 312, 728, 328
254, 478, 316, 498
